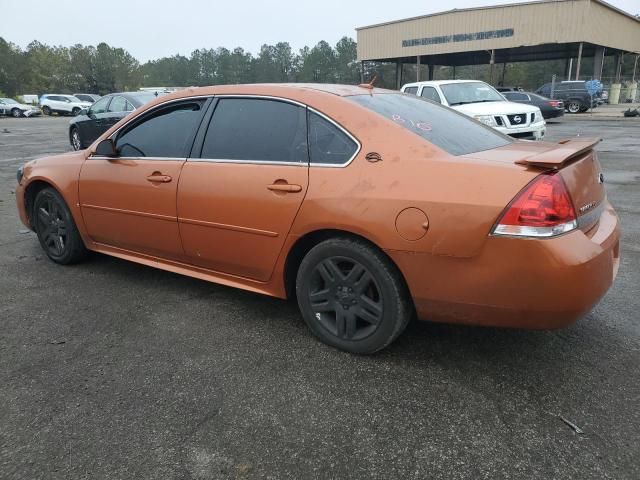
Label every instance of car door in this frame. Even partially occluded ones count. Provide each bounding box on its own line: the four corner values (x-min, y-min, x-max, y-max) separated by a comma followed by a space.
75, 96, 110, 143
177, 97, 309, 281
79, 98, 208, 261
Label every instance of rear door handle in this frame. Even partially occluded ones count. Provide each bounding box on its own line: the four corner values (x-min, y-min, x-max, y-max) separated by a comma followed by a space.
146, 174, 172, 183
267, 183, 302, 193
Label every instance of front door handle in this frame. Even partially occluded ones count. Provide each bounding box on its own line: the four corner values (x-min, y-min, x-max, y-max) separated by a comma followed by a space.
146, 173, 172, 183
267, 183, 302, 193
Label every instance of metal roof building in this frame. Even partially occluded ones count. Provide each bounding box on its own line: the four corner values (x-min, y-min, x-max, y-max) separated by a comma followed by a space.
356, 0, 640, 86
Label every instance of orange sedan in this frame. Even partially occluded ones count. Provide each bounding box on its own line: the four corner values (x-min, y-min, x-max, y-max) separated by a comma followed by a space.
15, 84, 620, 353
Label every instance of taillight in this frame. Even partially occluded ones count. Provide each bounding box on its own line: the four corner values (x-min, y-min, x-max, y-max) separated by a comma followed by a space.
548, 100, 561, 107
492, 172, 577, 238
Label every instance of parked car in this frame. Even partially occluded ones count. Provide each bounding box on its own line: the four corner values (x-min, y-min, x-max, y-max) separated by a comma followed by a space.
74, 93, 102, 103
69, 91, 160, 150
15, 84, 619, 354
39, 94, 92, 116
535, 81, 599, 113
0, 98, 42, 117
402, 80, 546, 140
502, 91, 565, 119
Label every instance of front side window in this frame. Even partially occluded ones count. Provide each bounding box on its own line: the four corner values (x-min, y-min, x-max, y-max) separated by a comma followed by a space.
108, 96, 127, 112
90, 96, 110, 115
420, 87, 441, 103
116, 99, 205, 158
349, 93, 512, 156
201, 98, 307, 162
308, 111, 358, 165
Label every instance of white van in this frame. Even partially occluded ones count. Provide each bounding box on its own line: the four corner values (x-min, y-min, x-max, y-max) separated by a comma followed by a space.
401, 80, 546, 140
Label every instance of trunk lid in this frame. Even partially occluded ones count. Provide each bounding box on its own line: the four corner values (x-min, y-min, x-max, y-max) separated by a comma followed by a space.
466, 137, 606, 233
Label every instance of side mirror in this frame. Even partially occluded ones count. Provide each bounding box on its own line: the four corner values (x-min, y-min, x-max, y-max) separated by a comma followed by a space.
79, 108, 88, 116
94, 138, 118, 157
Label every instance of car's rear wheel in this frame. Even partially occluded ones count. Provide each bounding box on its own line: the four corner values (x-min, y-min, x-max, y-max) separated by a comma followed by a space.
11, 108, 22, 118
72, 107, 80, 116
296, 237, 412, 354
33, 187, 87, 265
70, 127, 82, 151
42, 106, 51, 116
566, 100, 582, 113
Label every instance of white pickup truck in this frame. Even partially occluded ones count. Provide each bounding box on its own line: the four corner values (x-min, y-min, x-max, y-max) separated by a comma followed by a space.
401, 80, 546, 140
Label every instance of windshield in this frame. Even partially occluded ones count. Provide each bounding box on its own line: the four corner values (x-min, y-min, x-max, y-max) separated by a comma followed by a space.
129, 92, 160, 106
348, 93, 512, 156
66, 96, 83, 103
440, 82, 505, 106
1, 98, 19, 104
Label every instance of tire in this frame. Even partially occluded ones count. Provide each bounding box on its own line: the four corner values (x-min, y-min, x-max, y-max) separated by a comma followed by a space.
11, 108, 22, 118
72, 107, 80, 116
566, 100, 582, 114
296, 237, 412, 354
33, 187, 87, 265
70, 127, 82, 151
42, 106, 51, 116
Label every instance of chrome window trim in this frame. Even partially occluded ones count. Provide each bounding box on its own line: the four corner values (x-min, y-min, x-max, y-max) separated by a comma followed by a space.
90, 93, 361, 167
190, 95, 361, 168
89, 156, 188, 161
188, 158, 307, 167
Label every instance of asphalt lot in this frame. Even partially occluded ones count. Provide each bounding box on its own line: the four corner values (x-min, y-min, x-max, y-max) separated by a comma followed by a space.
0, 116, 638, 480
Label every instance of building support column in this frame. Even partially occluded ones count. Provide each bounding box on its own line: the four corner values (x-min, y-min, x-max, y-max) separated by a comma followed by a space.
615, 53, 623, 83
360, 61, 365, 83
489, 49, 495, 84
501, 62, 507, 86
416, 56, 421, 81
593, 46, 605, 81
575, 42, 583, 80
452, 65, 456, 80
428, 64, 434, 81
395, 60, 402, 89
566, 58, 573, 80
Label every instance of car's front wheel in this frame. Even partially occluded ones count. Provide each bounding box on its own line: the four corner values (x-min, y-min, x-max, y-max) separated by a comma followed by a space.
11, 108, 22, 118
72, 107, 80, 116
42, 106, 51, 116
566, 100, 582, 114
70, 127, 82, 151
296, 237, 412, 354
33, 187, 87, 264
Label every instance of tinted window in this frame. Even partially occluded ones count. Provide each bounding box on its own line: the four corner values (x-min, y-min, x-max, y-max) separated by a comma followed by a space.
125, 101, 134, 111
420, 86, 441, 103
108, 96, 127, 112
90, 96, 110, 114
308, 111, 358, 165
349, 93, 512, 156
404, 86, 418, 95
116, 100, 205, 158
201, 98, 307, 162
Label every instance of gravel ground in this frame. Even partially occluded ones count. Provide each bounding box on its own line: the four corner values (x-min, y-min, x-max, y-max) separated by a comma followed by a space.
0, 116, 638, 480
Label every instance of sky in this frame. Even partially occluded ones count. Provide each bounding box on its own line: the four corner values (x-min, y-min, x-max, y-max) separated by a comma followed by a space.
2, 0, 639, 62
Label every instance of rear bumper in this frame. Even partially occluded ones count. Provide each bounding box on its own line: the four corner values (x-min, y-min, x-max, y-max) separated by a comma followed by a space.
387, 202, 620, 329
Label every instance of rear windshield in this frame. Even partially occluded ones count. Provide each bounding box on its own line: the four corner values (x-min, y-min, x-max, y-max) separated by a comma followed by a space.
348, 93, 512, 156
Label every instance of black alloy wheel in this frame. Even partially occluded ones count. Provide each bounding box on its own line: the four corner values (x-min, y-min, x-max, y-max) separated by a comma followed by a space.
42, 106, 51, 116
72, 107, 80, 116
296, 237, 412, 354
308, 256, 383, 341
33, 188, 87, 264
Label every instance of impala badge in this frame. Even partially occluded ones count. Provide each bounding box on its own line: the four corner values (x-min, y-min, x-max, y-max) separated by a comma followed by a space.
579, 202, 596, 214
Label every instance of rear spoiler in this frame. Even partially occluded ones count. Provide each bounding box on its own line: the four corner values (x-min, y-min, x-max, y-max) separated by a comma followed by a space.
515, 137, 601, 169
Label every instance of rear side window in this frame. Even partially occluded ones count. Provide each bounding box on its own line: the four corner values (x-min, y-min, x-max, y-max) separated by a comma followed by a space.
420, 86, 441, 103
349, 93, 512, 156
308, 111, 358, 165
116, 100, 205, 158
404, 86, 418, 95
201, 98, 307, 163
